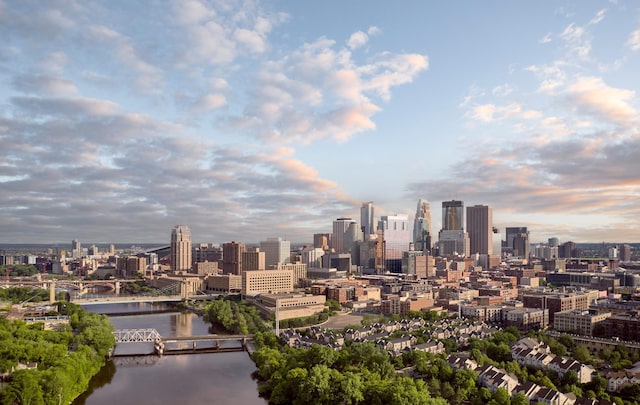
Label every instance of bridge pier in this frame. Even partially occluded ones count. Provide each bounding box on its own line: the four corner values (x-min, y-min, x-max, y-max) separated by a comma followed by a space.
154, 340, 164, 355
115, 281, 120, 296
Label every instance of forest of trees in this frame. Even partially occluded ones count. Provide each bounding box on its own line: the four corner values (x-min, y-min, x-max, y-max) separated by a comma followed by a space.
0, 287, 50, 305
0, 302, 115, 405
252, 339, 449, 405
0, 265, 41, 277
204, 297, 271, 335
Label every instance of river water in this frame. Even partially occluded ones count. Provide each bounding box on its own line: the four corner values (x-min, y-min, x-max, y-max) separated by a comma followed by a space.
73, 303, 266, 405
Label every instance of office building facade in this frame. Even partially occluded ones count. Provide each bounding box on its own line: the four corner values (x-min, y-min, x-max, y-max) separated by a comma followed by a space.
223, 241, 245, 275
442, 200, 464, 231
170, 225, 192, 273
466, 205, 493, 255
260, 237, 291, 268
360, 201, 375, 238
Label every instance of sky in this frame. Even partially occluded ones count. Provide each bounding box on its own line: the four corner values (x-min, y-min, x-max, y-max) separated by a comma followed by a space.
1, 0, 639, 245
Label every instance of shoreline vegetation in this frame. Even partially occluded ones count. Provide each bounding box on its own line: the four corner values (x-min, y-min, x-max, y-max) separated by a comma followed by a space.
0, 301, 115, 405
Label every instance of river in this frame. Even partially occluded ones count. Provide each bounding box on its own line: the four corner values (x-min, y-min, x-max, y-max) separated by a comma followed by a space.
73, 303, 267, 405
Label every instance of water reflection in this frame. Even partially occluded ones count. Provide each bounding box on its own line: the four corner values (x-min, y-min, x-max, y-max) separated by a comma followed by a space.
75, 303, 266, 405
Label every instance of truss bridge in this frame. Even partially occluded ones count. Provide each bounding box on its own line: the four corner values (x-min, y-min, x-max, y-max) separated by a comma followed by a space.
112, 329, 253, 356
114, 328, 162, 343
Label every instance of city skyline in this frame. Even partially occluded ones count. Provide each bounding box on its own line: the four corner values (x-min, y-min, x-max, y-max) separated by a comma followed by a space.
1, 2, 640, 244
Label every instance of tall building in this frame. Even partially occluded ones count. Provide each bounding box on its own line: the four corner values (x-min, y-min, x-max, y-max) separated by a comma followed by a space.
242, 247, 265, 271
503, 227, 530, 259
313, 233, 330, 251
442, 200, 464, 231
223, 241, 245, 275
413, 199, 432, 252
466, 205, 493, 255
437, 230, 470, 257
360, 201, 375, 237
548, 237, 559, 247
559, 241, 577, 259
619, 244, 631, 262
378, 214, 411, 271
170, 225, 192, 273
260, 237, 291, 268
71, 239, 81, 259
332, 218, 356, 254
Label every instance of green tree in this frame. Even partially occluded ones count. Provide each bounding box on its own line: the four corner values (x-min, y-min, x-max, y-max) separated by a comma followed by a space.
491, 387, 511, 405
0, 369, 44, 405
511, 392, 528, 405
572, 345, 591, 363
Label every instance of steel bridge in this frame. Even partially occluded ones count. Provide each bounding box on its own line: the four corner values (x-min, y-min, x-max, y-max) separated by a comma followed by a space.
112, 329, 253, 356
114, 328, 163, 343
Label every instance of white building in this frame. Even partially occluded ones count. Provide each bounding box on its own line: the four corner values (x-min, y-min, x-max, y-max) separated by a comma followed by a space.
378, 214, 411, 261
260, 237, 290, 268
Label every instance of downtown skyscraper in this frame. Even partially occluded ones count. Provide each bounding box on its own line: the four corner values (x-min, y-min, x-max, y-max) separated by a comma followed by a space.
442, 200, 464, 231
466, 205, 493, 255
170, 225, 192, 273
360, 201, 375, 238
413, 199, 432, 252
437, 200, 469, 257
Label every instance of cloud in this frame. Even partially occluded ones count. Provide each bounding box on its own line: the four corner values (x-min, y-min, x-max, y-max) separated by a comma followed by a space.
229, 37, 427, 143
12, 74, 77, 96
0, 91, 355, 242
466, 103, 541, 123
87, 24, 164, 92
565, 76, 638, 125
588, 9, 607, 25
559, 23, 591, 59
347, 31, 369, 50
539, 33, 552, 44
628, 29, 640, 51
492, 84, 513, 97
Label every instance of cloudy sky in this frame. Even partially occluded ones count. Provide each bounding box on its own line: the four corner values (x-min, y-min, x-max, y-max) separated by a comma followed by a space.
1, 1, 639, 245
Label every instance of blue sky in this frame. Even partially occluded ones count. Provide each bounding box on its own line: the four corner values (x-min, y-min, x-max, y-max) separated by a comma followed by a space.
1, 0, 639, 245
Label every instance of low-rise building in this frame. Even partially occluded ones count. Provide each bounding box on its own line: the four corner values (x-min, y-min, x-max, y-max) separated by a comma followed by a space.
553, 309, 611, 336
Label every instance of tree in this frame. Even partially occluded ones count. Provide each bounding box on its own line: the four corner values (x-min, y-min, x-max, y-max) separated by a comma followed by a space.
0, 370, 44, 405
511, 393, 528, 405
325, 299, 341, 311
572, 345, 591, 363
491, 387, 511, 405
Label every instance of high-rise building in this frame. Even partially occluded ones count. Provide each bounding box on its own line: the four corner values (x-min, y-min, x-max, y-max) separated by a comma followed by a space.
619, 244, 632, 262
442, 200, 464, 231
503, 227, 530, 258
260, 237, 291, 268
466, 205, 493, 255
360, 201, 375, 237
313, 233, 330, 251
413, 199, 432, 252
223, 241, 245, 275
71, 239, 81, 259
242, 247, 265, 271
170, 225, 192, 273
378, 214, 411, 271
548, 237, 559, 247
559, 241, 577, 259
332, 218, 356, 254
437, 230, 470, 257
